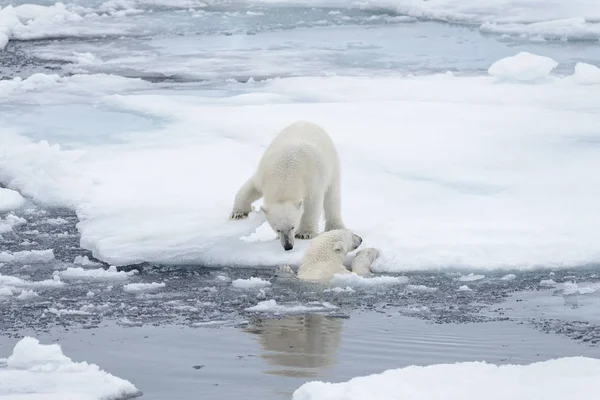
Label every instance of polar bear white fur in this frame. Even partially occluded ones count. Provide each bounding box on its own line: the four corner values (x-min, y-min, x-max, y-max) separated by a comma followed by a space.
286, 229, 380, 282
230, 121, 345, 251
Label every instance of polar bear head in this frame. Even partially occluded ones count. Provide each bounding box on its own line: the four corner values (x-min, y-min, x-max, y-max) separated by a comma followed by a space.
306, 229, 363, 262
261, 199, 304, 250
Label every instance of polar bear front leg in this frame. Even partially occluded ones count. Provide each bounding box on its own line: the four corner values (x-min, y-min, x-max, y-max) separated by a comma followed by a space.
295, 193, 322, 239
230, 178, 262, 220
324, 178, 345, 231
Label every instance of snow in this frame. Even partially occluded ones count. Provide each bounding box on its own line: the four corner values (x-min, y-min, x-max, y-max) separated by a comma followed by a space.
1, 52, 600, 273
55, 266, 137, 281
406, 284, 437, 292
0, 214, 26, 234
123, 282, 166, 293
232, 277, 272, 289
0, 3, 135, 50
488, 52, 558, 81
331, 273, 409, 287
324, 286, 355, 293
0, 336, 140, 399
291, 357, 600, 400
245, 299, 338, 313
73, 255, 102, 267
16, 289, 39, 300
0, 188, 25, 213
540, 279, 558, 287
0, 249, 54, 264
0, 274, 64, 290
573, 62, 600, 85
360, 0, 600, 39
562, 281, 600, 295
458, 273, 485, 282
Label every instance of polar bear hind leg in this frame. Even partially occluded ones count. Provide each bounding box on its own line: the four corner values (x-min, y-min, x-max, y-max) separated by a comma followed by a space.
230, 178, 262, 220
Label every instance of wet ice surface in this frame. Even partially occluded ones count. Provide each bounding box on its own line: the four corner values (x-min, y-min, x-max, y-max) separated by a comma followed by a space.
2, 1, 600, 398
1, 206, 599, 347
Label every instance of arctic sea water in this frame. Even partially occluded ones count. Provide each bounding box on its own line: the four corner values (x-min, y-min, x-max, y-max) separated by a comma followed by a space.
1, 0, 600, 399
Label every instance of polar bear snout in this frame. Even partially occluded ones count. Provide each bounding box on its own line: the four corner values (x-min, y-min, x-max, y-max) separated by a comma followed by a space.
352, 233, 363, 250
280, 233, 294, 251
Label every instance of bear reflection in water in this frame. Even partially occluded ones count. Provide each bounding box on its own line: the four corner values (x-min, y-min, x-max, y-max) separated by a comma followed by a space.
244, 314, 344, 377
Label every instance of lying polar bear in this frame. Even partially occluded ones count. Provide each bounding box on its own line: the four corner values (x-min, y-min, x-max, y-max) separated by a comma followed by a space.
278, 229, 380, 282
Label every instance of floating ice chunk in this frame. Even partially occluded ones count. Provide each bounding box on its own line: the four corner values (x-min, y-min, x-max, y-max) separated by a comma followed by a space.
0, 213, 26, 234
540, 279, 557, 287
500, 274, 517, 281
488, 52, 558, 81
292, 357, 600, 400
73, 255, 102, 267
0, 188, 25, 213
480, 17, 600, 41
0, 336, 140, 398
0, 249, 54, 264
123, 282, 165, 293
324, 286, 355, 293
47, 307, 92, 316
573, 62, 600, 85
16, 289, 39, 300
44, 217, 69, 225
562, 282, 600, 295
0, 273, 64, 289
331, 273, 409, 287
0, 287, 13, 297
406, 284, 437, 292
458, 273, 485, 282
232, 277, 272, 289
458, 285, 472, 292
245, 300, 338, 314
55, 266, 136, 281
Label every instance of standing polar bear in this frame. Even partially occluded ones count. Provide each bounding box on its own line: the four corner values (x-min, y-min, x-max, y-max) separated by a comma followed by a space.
230, 121, 345, 251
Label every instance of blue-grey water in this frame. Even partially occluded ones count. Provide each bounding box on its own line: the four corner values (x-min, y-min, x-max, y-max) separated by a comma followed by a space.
1, 1, 600, 398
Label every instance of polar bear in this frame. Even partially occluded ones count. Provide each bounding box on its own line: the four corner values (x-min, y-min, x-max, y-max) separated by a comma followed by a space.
230, 121, 345, 251
278, 229, 380, 282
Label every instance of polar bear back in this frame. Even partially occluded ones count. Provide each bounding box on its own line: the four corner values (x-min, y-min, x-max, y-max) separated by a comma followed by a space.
255, 121, 340, 201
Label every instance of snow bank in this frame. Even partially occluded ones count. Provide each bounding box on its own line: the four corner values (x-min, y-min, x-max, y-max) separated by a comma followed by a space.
232, 277, 272, 289
0, 336, 140, 399
573, 62, 600, 85
123, 282, 165, 293
55, 266, 137, 281
0, 249, 54, 264
0, 188, 25, 213
292, 357, 600, 400
359, 0, 600, 40
245, 300, 338, 313
0, 3, 135, 50
488, 52, 558, 81
2, 58, 600, 272
0, 73, 151, 103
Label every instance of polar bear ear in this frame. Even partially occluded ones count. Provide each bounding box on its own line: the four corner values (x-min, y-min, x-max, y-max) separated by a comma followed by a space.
333, 241, 345, 253
295, 199, 303, 209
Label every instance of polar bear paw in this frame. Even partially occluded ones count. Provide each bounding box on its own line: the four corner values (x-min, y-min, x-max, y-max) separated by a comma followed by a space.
295, 231, 317, 240
230, 210, 250, 220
